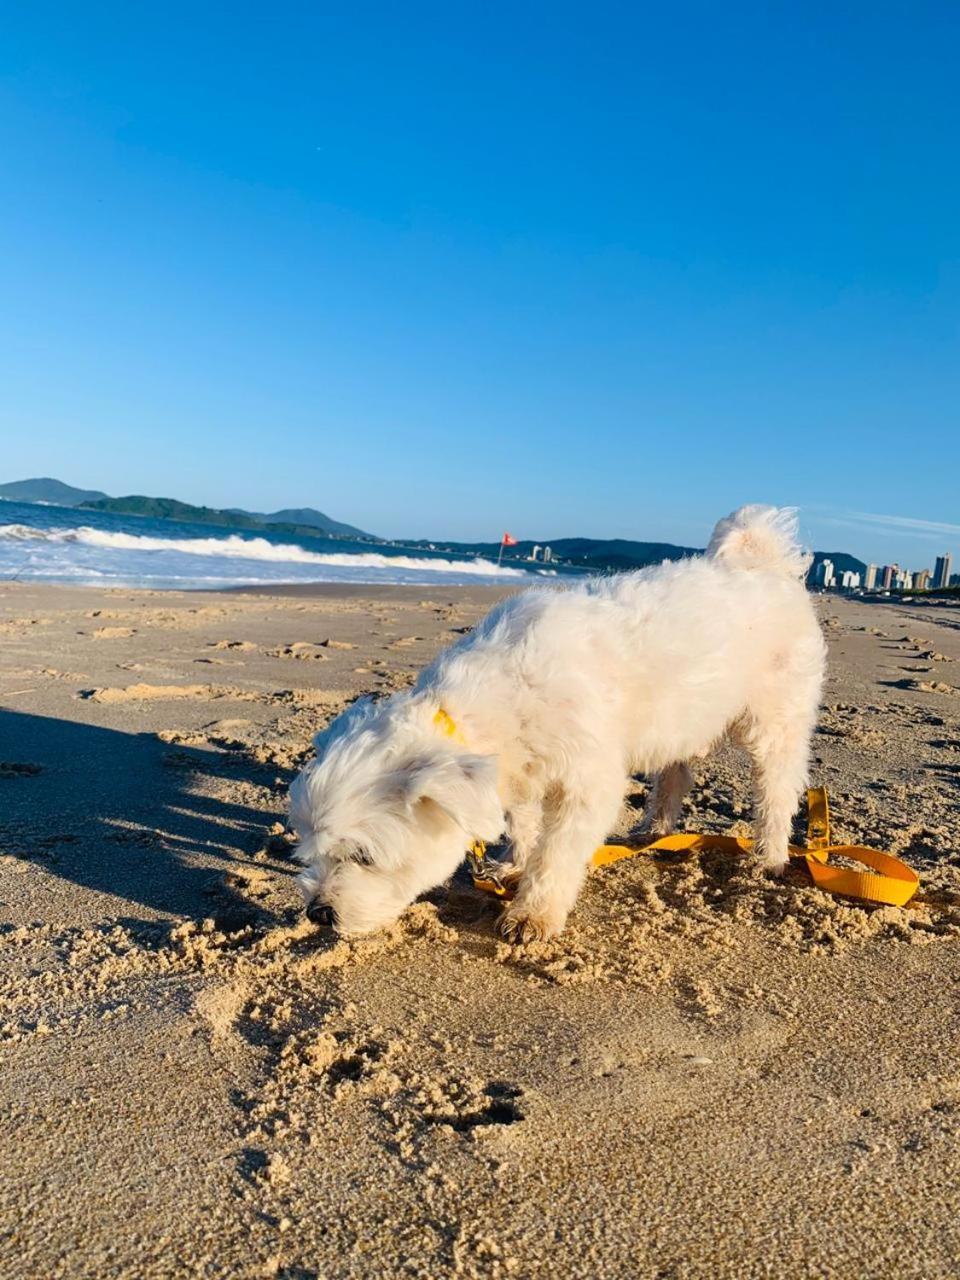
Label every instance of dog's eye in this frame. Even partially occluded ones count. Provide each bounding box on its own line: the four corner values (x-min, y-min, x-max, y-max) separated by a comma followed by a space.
348, 846, 373, 867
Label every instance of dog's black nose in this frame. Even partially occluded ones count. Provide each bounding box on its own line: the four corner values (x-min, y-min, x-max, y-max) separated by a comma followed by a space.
306, 900, 336, 928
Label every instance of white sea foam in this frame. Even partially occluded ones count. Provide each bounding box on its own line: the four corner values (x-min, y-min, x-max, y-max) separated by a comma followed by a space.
0, 523, 524, 579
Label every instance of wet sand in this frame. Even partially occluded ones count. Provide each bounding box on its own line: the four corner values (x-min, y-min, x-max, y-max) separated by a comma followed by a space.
1, 580, 959, 1278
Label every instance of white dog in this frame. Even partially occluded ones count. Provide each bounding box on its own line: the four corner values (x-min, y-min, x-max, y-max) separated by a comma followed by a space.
290, 506, 825, 942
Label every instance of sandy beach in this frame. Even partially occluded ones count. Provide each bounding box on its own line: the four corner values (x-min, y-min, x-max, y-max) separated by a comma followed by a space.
1, 579, 958, 1279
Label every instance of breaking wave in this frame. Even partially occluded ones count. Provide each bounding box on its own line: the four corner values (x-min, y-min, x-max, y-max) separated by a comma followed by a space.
0, 521, 525, 586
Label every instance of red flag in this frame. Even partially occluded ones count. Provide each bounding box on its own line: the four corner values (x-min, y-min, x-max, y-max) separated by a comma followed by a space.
501, 532, 518, 546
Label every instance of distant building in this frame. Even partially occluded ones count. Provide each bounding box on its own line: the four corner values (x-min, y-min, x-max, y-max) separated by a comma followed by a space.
815, 559, 835, 589
951, 573, 960, 588
913, 569, 931, 591
881, 564, 897, 590
840, 569, 860, 590
934, 553, 953, 589
863, 563, 878, 590
529, 544, 542, 562
542, 546, 553, 563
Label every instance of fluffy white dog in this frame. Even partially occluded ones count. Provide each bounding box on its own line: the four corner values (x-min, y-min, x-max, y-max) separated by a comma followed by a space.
290, 506, 825, 942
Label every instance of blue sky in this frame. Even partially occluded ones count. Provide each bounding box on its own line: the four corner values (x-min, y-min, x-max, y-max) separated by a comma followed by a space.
1, 2, 957, 566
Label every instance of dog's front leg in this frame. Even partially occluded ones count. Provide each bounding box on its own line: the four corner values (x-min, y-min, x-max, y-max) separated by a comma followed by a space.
499, 795, 543, 888
499, 777, 623, 944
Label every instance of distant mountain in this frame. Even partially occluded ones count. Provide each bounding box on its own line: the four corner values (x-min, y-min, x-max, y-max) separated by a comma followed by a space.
414, 537, 872, 580
225, 506, 370, 539
0, 477, 373, 540
408, 536, 700, 571
79, 494, 375, 541
542, 537, 701, 570
0, 477, 108, 506
83, 495, 264, 526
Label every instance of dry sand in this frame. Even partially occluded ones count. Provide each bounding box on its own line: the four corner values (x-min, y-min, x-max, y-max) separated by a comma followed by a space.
1, 580, 958, 1279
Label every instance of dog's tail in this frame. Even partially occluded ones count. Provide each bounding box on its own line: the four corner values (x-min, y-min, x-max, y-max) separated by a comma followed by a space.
706, 505, 810, 579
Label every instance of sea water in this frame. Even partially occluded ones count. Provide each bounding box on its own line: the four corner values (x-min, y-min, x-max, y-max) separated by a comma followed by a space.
0, 501, 546, 589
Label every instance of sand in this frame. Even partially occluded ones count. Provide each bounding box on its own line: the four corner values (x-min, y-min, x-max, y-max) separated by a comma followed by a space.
1, 580, 958, 1279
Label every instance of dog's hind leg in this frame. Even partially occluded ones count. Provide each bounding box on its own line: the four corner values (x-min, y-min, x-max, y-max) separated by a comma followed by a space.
499, 774, 624, 943
743, 708, 814, 873
634, 761, 693, 837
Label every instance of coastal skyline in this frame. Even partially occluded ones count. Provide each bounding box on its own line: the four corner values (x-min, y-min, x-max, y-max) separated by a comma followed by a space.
2, 5, 958, 561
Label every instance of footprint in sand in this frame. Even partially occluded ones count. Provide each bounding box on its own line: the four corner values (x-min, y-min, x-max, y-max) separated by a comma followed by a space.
267, 643, 330, 662
209, 639, 258, 652
156, 718, 256, 750
0, 617, 52, 634
79, 682, 344, 710
79, 682, 254, 704
892, 679, 959, 696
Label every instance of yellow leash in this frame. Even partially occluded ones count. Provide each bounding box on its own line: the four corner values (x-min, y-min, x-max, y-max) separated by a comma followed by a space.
586, 786, 919, 907
433, 708, 920, 908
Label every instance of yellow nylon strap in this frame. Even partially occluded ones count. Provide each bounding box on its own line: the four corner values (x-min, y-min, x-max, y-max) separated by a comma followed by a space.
800, 786, 918, 906
474, 787, 921, 908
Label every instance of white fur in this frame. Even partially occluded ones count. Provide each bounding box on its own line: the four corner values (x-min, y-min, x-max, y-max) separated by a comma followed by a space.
289, 506, 825, 941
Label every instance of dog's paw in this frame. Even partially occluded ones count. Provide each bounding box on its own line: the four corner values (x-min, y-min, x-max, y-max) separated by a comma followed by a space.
759, 852, 789, 877
631, 812, 679, 841
498, 906, 563, 945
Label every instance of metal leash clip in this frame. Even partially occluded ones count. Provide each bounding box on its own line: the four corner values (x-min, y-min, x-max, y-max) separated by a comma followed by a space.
466, 839, 509, 897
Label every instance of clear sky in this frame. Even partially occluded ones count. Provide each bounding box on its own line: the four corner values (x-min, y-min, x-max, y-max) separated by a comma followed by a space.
1, 3, 958, 566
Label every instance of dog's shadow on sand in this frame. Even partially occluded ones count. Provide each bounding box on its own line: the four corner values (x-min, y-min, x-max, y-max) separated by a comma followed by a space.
0, 707, 292, 923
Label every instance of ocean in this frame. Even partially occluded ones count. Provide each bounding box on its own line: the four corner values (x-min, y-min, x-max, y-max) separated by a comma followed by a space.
0, 501, 554, 590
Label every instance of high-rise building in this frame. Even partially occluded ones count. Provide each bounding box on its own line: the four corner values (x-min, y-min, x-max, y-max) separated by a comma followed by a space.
934, 553, 953, 589
863, 564, 878, 590
913, 569, 931, 591
816, 559, 835, 589
542, 546, 553, 563
529, 544, 542, 562
881, 564, 897, 590
840, 570, 860, 590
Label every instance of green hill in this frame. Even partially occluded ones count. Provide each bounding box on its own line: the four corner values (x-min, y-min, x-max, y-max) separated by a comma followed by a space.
0, 477, 108, 506
225, 505, 370, 539
79, 494, 375, 542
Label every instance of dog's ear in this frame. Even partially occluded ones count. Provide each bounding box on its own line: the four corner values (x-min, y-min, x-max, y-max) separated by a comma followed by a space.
388, 752, 504, 841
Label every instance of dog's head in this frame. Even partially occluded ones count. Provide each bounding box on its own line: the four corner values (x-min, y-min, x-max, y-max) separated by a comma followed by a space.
289, 697, 503, 935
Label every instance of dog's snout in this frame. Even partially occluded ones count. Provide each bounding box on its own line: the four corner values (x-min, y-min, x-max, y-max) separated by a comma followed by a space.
306, 900, 336, 928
